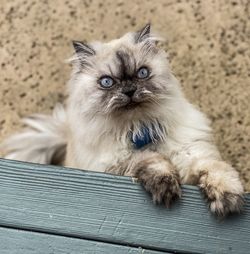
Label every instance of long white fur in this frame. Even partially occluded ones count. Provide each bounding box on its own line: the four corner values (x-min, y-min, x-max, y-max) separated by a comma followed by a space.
1, 104, 67, 164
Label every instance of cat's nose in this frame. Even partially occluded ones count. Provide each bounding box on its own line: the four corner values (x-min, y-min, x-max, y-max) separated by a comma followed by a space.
123, 88, 137, 98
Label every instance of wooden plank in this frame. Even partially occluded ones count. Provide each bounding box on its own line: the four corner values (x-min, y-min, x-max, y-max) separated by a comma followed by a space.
0, 158, 249, 254
0, 226, 167, 254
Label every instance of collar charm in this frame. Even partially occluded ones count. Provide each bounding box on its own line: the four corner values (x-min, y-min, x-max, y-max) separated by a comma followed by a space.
130, 123, 164, 149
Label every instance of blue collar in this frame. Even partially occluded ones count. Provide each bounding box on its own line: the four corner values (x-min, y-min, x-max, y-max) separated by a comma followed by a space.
130, 123, 164, 149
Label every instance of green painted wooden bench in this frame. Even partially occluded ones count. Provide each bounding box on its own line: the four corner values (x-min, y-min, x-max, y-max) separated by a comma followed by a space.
0, 158, 249, 254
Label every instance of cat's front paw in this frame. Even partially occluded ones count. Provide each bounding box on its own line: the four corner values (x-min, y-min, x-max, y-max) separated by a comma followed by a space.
135, 160, 181, 207
199, 162, 244, 216
201, 185, 244, 216
209, 191, 244, 216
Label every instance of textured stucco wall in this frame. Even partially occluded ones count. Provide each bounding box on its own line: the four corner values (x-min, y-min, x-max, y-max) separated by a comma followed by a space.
0, 0, 249, 190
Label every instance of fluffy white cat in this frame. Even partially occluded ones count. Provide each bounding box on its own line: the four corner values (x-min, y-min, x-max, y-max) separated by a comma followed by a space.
2, 24, 244, 216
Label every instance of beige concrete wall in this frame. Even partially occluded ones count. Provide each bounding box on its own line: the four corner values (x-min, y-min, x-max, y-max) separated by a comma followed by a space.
0, 0, 249, 190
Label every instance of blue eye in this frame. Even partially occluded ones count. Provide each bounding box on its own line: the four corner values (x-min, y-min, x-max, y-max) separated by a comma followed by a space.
137, 67, 149, 79
99, 76, 114, 88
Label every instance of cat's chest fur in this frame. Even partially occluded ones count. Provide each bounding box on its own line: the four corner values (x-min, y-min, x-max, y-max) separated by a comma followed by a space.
67, 135, 132, 172
66, 124, 167, 172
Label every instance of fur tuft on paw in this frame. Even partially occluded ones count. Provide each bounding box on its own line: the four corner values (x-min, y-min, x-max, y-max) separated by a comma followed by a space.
135, 165, 181, 207
199, 173, 244, 216
197, 161, 244, 216
209, 192, 244, 216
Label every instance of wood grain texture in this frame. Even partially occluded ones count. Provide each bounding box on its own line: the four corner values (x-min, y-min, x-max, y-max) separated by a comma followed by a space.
0, 158, 249, 254
0, 226, 166, 254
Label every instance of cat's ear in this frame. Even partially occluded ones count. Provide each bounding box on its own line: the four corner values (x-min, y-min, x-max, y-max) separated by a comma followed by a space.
135, 23, 151, 43
72, 41, 95, 56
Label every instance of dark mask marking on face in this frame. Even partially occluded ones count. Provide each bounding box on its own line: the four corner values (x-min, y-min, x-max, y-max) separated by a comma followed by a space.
116, 50, 136, 80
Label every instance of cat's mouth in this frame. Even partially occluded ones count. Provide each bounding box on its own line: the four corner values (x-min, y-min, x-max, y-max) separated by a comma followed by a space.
111, 93, 153, 112
123, 101, 141, 110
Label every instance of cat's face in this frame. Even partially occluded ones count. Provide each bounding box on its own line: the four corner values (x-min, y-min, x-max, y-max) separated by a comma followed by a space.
69, 24, 173, 121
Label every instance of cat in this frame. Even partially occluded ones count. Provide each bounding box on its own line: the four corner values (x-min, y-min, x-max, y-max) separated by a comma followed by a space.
1, 24, 244, 216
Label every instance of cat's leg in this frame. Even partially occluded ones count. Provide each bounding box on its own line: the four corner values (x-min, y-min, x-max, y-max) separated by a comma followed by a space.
176, 145, 244, 216
107, 151, 181, 207
191, 159, 244, 216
